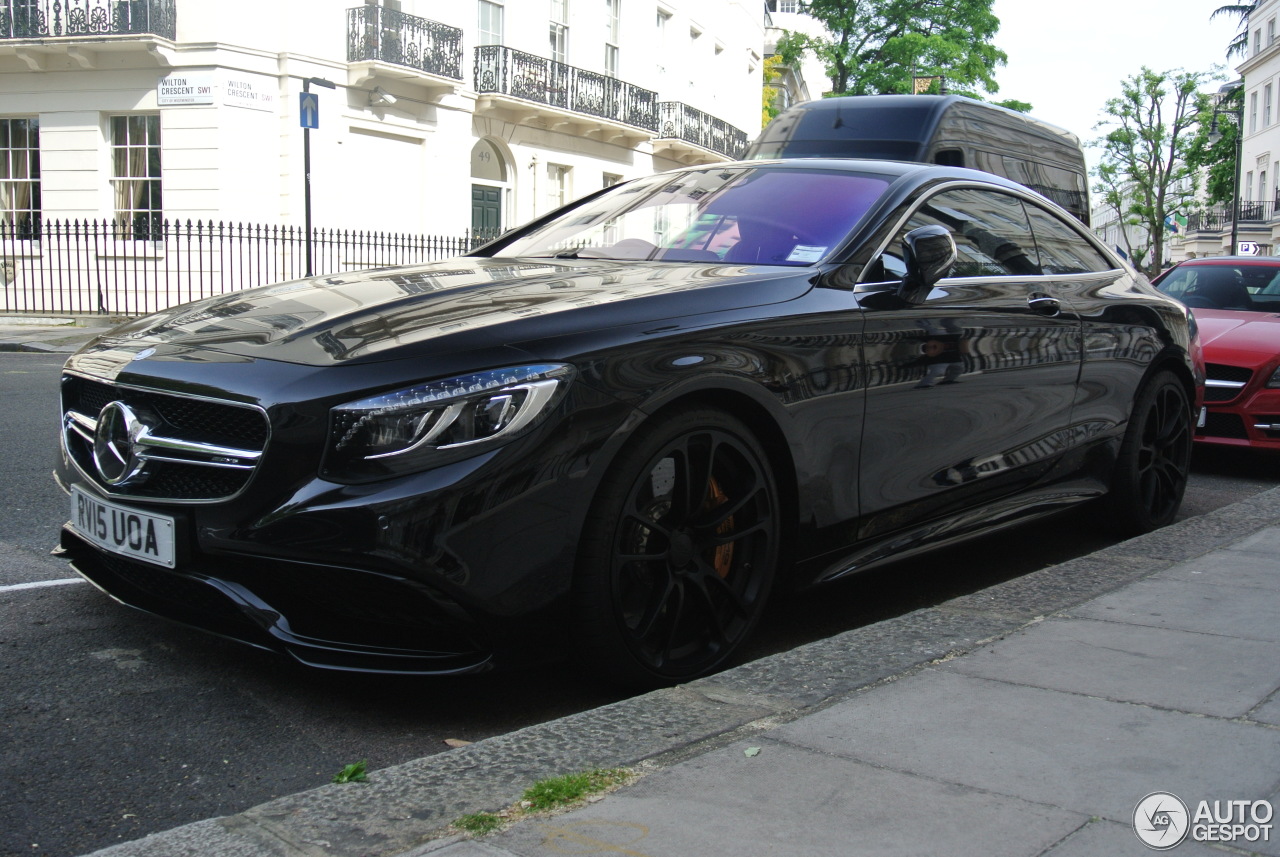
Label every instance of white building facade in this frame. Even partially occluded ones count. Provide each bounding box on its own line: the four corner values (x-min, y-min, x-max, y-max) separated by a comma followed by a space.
0, 0, 764, 312
1174, 0, 1280, 261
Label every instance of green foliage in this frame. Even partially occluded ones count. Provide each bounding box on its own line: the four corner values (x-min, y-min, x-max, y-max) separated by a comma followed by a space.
1212, 2, 1257, 58
520, 768, 631, 812
762, 54, 786, 127
453, 812, 503, 835
331, 760, 368, 784
1092, 67, 1218, 275
449, 768, 635, 838
782, 0, 1020, 105
1187, 84, 1242, 205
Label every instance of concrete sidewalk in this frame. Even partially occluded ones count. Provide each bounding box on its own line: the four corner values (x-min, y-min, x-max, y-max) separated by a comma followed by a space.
75, 488, 1280, 857
0, 316, 118, 353
10, 315, 1278, 857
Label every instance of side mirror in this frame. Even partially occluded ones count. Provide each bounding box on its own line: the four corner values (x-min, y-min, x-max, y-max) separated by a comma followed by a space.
899, 225, 957, 303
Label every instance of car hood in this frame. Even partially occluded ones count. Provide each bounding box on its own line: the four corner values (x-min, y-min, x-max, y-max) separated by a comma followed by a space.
1195, 308, 1280, 367
84, 257, 814, 367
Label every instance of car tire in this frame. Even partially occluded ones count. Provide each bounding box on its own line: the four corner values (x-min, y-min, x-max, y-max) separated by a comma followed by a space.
1100, 370, 1193, 535
572, 407, 780, 688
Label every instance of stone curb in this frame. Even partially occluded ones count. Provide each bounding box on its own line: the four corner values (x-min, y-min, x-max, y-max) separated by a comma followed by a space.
77, 484, 1280, 857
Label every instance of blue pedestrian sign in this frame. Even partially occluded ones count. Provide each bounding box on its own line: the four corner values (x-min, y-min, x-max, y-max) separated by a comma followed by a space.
299, 93, 319, 129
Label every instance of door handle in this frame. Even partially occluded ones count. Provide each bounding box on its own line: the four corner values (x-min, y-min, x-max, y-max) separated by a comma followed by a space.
1028, 294, 1061, 317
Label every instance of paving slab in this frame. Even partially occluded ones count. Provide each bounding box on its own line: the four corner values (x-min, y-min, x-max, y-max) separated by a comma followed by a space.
771, 669, 1280, 824
441, 739, 1088, 857
1070, 575, 1280, 642
948, 615, 1280, 717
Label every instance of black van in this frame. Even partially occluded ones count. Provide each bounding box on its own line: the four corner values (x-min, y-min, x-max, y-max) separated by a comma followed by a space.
745, 95, 1091, 225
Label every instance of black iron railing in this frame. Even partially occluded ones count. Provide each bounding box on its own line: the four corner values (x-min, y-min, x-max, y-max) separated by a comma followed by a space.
347, 5, 462, 80
474, 45, 659, 132
0, 219, 500, 316
657, 101, 749, 159
1184, 201, 1278, 232
0, 0, 175, 39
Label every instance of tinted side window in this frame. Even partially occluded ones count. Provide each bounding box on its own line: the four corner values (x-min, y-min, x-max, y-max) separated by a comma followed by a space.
887, 188, 1038, 278
1024, 203, 1115, 274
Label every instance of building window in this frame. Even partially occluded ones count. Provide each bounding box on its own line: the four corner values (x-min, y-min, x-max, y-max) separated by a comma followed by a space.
1256, 28, 1263, 55
778, 0, 798, 11
547, 163, 570, 210
605, 0, 620, 77
110, 115, 161, 238
0, 118, 40, 238
603, 172, 622, 187
1251, 91, 1259, 133
550, 0, 568, 64
1261, 169, 1269, 202
1270, 17, 1277, 44
1268, 84, 1274, 126
478, 0, 503, 46
1247, 171, 1254, 199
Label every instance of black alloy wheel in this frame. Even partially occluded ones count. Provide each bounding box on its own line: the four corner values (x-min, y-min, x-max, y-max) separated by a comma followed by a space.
574, 408, 780, 688
1103, 370, 1193, 535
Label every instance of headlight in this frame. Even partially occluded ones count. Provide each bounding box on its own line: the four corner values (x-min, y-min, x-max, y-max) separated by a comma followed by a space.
323, 364, 574, 481
1267, 366, 1280, 388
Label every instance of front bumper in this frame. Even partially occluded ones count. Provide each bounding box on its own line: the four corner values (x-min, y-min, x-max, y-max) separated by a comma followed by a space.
58, 523, 496, 674
1195, 386, 1280, 451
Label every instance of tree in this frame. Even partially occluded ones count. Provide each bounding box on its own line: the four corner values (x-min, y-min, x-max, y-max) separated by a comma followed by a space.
1212, 2, 1257, 58
1187, 84, 1243, 206
1093, 68, 1216, 276
777, 0, 1020, 105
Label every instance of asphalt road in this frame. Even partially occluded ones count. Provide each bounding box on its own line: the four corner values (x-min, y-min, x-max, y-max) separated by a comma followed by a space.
2, 351, 1276, 857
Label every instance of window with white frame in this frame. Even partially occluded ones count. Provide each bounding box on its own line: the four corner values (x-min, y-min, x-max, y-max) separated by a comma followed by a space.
1256, 28, 1263, 55
1247, 170, 1254, 197
603, 172, 622, 187
1251, 91, 1259, 133
655, 8, 670, 74
110, 115, 162, 237
1270, 17, 1277, 44
778, 0, 799, 12
478, 0, 503, 46
547, 163, 570, 210
0, 118, 40, 238
605, 0, 620, 77
1268, 84, 1274, 126
550, 0, 568, 64
1261, 169, 1269, 202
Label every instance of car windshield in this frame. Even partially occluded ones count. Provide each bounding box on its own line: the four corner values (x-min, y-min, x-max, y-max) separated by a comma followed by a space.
495, 166, 891, 266
1156, 263, 1280, 313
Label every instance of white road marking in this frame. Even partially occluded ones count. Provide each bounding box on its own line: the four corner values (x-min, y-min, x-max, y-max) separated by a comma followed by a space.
0, 578, 85, 592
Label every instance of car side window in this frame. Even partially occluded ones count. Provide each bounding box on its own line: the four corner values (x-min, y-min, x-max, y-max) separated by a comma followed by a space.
883, 188, 1039, 279
1023, 203, 1116, 274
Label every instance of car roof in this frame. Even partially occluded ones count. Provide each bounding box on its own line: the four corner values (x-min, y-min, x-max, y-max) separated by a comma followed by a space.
676, 157, 1034, 194
1174, 256, 1280, 266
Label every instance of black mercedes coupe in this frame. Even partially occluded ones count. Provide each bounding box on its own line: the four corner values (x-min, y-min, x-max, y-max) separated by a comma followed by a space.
54, 160, 1203, 687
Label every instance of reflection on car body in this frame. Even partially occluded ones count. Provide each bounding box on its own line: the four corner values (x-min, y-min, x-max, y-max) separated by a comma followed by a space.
54, 159, 1201, 688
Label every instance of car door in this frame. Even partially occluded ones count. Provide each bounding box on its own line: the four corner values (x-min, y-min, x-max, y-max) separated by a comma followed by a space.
855, 186, 1082, 541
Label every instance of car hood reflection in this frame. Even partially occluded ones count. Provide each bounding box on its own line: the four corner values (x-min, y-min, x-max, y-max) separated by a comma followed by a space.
1194, 308, 1280, 362
90, 258, 813, 366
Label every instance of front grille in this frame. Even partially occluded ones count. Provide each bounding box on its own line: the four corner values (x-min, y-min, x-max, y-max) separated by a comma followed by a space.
1201, 412, 1249, 439
1206, 363, 1253, 384
1204, 363, 1252, 403
62, 373, 269, 502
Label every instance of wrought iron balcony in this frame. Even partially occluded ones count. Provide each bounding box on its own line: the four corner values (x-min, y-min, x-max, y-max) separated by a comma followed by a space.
474, 45, 658, 134
1185, 201, 1278, 233
347, 4, 462, 81
1, 0, 175, 40
656, 102, 749, 160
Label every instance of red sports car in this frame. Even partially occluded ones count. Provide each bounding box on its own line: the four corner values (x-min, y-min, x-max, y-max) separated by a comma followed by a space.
1154, 256, 1280, 450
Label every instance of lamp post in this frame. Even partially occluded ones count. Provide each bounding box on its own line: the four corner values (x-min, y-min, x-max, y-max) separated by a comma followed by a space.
1209, 80, 1244, 255
302, 76, 337, 277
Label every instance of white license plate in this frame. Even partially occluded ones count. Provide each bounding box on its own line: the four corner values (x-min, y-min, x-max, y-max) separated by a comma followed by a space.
70, 486, 176, 569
